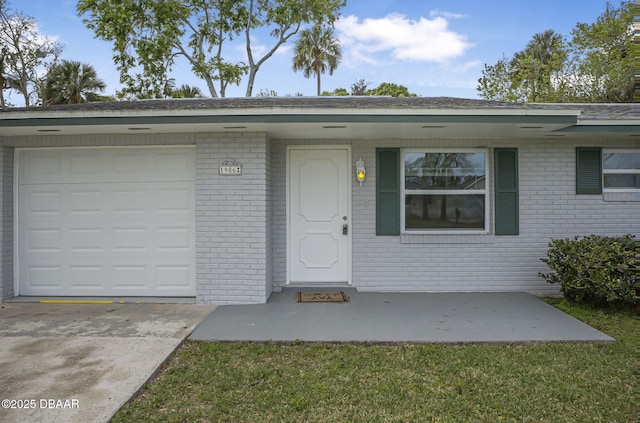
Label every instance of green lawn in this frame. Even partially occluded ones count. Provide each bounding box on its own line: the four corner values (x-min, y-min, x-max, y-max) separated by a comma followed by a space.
113, 300, 637, 423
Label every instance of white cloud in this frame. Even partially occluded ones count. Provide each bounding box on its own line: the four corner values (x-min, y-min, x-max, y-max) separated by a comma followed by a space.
236, 36, 265, 60
452, 60, 482, 74
335, 13, 472, 65
429, 10, 466, 20
236, 36, 292, 60
276, 44, 293, 56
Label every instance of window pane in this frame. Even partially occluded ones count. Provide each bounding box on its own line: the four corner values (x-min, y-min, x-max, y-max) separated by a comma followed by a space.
604, 174, 640, 188
603, 153, 640, 170
405, 194, 485, 230
405, 152, 485, 190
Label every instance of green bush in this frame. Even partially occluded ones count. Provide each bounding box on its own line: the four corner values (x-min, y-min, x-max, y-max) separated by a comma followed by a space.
539, 234, 637, 308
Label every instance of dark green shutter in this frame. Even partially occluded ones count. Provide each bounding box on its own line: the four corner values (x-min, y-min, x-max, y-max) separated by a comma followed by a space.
376, 148, 400, 235
576, 147, 602, 195
494, 148, 519, 236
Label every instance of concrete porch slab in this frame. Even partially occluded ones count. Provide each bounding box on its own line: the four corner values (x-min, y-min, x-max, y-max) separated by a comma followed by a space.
189, 291, 613, 343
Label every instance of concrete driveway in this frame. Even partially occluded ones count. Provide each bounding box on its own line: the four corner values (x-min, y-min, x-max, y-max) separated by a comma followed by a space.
0, 302, 214, 423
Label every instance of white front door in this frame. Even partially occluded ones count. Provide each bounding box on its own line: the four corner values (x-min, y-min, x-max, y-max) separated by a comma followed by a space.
288, 147, 351, 284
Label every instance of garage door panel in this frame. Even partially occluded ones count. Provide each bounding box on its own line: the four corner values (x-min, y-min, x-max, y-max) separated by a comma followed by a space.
21, 152, 63, 181
70, 228, 104, 252
157, 227, 191, 251
25, 191, 62, 216
69, 266, 104, 288
19, 148, 195, 185
70, 190, 104, 214
112, 151, 149, 175
18, 147, 196, 297
112, 227, 149, 252
70, 152, 104, 176
110, 150, 194, 182
26, 265, 62, 288
157, 188, 192, 212
155, 150, 193, 175
112, 266, 148, 289
27, 228, 62, 253
112, 189, 148, 213
156, 265, 192, 288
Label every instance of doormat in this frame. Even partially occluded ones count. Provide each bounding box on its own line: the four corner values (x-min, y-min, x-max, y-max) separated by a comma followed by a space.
296, 291, 350, 303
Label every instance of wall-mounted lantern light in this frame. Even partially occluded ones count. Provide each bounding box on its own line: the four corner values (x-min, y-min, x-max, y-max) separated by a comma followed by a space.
356, 158, 366, 186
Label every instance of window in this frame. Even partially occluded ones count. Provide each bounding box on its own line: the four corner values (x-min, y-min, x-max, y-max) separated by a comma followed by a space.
401, 150, 488, 232
602, 151, 640, 192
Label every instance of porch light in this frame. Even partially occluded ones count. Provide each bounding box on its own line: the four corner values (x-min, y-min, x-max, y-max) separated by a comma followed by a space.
356, 158, 366, 186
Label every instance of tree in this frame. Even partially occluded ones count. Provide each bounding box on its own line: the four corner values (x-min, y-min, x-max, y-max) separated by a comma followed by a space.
292, 24, 342, 96
170, 84, 204, 99
256, 88, 278, 97
42, 60, 106, 104
478, 30, 566, 102
350, 78, 368, 95
321, 87, 348, 96
243, 0, 345, 97
366, 82, 417, 97
0, 0, 8, 107
0, 5, 62, 106
477, 56, 523, 102
563, 1, 634, 102
78, 0, 244, 99
511, 30, 566, 102
77, 0, 345, 99
635, 1, 640, 102
477, 1, 634, 103
323, 80, 417, 97
322, 79, 368, 96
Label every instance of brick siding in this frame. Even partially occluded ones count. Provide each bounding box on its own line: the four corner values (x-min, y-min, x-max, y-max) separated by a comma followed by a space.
1, 133, 637, 304
271, 138, 640, 297
195, 133, 271, 304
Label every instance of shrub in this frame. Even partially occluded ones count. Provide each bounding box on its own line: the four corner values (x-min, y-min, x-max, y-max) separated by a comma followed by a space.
539, 234, 637, 308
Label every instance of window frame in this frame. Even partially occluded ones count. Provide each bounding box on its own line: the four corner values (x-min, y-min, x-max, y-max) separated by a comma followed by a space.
602, 149, 640, 193
400, 148, 490, 234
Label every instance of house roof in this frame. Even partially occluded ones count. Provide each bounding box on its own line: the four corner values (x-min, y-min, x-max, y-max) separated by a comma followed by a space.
1, 97, 638, 139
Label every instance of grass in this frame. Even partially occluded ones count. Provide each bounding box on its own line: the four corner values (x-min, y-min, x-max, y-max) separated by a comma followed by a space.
112, 300, 638, 423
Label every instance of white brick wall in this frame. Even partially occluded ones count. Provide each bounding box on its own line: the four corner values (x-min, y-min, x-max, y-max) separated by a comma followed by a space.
271, 138, 640, 296
1, 132, 637, 304
195, 133, 271, 304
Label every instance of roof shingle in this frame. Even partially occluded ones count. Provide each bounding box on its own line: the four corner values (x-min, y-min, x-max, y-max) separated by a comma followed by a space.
1, 96, 638, 122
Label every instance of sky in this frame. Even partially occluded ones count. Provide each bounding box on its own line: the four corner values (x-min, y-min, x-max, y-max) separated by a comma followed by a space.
6, 0, 622, 103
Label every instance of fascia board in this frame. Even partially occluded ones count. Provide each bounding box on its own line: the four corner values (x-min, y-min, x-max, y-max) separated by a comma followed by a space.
0, 114, 580, 129
0, 107, 581, 119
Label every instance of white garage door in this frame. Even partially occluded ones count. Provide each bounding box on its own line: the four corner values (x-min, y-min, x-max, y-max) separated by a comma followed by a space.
17, 147, 196, 297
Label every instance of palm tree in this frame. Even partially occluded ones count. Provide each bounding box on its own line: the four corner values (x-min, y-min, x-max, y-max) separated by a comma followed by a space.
510, 30, 565, 102
171, 84, 204, 98
292, 25, 342, 96
42, 60, 106, 104
526, 30, 563, 64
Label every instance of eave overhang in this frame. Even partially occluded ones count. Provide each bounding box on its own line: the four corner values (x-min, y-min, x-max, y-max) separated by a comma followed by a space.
0, 97, 636, 140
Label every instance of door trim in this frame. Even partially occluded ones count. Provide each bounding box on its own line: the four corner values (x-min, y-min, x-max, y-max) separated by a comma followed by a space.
286, 145, 352, 285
